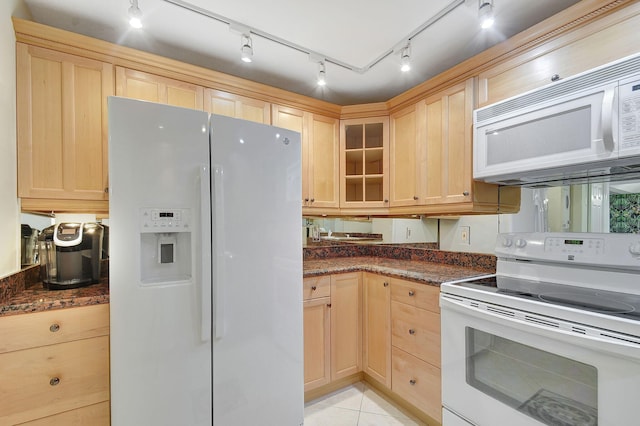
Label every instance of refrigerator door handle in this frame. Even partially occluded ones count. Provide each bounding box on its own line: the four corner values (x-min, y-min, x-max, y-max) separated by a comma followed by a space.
213, 165, 226, 339
200, 165, 212, 342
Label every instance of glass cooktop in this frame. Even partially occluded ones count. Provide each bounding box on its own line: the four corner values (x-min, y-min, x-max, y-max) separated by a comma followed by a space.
453, 275, 640, 322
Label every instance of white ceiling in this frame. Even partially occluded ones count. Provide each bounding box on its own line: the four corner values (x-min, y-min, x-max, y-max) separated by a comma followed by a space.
23, 0, 582, 105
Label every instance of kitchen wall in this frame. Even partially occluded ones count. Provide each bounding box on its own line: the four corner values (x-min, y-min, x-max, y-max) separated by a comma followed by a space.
0, 2, 30, 278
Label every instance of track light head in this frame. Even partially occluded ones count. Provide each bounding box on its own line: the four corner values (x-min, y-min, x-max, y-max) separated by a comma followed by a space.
240, 34, 253, 63
479, 0, 495, 29
128, 0, 142, 29
400, 44, 411, 72
317, 62, 327, 87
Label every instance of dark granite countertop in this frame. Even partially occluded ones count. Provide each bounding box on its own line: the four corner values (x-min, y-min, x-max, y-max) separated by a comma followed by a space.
304, 256, 492, 286
0, 278, 109, 317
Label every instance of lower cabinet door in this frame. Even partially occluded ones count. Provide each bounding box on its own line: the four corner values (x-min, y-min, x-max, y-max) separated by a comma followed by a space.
19, 401, 110, 426
303, 297, 331, 391
391, 346, 442, 424
0, 336, 110, 425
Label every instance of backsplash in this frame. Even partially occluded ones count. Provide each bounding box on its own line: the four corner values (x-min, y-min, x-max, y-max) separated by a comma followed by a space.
303, 243, 496, 273
610, 193, 640, 233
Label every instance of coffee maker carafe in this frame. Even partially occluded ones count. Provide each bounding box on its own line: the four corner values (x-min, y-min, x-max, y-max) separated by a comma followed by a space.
38, 222, 104, 289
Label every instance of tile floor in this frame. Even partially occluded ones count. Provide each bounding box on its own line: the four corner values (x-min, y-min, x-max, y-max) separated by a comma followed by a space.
304, 382, 426, 426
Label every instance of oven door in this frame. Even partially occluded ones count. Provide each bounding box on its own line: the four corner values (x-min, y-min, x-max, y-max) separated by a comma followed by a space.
440, 294, 640, 426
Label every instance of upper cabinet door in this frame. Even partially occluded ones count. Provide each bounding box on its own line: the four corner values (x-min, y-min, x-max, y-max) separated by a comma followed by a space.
340, 117, 389, 209
389, 103, 425, 207
204, 89, 270, 124
16, 44, 113, 203
423, 79, 473, 205
308, 114, 340, 209
115, 67, 204, 110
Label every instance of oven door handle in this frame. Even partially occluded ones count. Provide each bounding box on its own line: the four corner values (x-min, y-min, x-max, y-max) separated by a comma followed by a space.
441, 295, 640, 361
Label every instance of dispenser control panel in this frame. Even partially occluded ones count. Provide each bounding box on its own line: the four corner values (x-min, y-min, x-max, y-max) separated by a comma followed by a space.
140, 208, 191, 233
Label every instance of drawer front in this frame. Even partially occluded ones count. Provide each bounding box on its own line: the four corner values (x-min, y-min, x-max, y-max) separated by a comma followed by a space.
303, 275, 331, 300
391, 300, 440, 366
20, 401, 110, 426
390, 278, 439, 313
392, 347, 441, 423
0, 304, 110, 354
0, 335, 110, 425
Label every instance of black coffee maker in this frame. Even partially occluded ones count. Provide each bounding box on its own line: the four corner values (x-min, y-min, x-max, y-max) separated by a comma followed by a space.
38, 223, 104, 289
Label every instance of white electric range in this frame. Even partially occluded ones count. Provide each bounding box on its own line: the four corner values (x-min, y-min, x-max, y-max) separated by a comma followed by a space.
440, 232, 640, 426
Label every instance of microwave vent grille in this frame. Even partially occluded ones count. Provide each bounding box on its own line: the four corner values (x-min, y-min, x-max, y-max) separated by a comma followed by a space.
476, 54, 640, 123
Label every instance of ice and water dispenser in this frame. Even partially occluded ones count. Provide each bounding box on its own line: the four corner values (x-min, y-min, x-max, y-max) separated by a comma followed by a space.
139, 208, 192, 285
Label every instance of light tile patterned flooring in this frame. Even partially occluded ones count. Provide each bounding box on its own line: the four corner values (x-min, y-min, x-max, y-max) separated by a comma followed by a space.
304, 382, 426, 426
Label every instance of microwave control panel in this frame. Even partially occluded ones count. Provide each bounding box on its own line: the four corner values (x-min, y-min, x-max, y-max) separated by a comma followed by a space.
619, 76, 640, 155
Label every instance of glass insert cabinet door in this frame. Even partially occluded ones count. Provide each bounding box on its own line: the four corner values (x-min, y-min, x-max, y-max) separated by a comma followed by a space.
341, 117, 389, 207
466, 327, 598, 426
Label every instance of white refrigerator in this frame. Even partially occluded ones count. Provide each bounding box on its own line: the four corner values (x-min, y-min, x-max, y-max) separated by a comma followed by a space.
108, 97, 303, 425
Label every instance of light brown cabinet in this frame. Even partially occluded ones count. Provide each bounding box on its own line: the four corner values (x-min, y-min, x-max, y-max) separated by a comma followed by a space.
115, 67, 204, 109
478, 5, 640, 107
16, 43, 113, 213
303, 273, 362, 393
389, 104, 424, 207
272, 105, 340, 212
205, 88, 270, 123
390, 278, 441, 424
340, 117, 389, 209
330, 272, 362, 381
0, 304, 110, 425
362, 272, 391, 387
421, 78, 520, 214
303, 275, 332, 392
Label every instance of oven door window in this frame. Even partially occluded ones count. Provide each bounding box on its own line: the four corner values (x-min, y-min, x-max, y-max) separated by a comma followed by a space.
466, 327, 598, 426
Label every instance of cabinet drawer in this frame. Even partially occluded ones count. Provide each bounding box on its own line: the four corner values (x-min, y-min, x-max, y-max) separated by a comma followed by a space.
303, 275, 331, 300
0, 304, 109, 354
391, 301, 440, 366
392, 347, 441, 423
390, 279, 439, 313
20, 401, 110, 426
0, 335, 110, 425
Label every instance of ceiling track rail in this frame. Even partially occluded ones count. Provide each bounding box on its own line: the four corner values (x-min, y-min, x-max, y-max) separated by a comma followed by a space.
161, 0, 466, 74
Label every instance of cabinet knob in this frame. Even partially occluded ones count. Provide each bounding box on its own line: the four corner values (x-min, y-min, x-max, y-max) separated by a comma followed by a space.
104, 187, 109, 193
311, 285, 317, 291
384, 199, 389, 203
409, 379, 416, 386
327, 303, 332, 308
50, 377, 60, 386
413, 196, 418, 201
310, 198, 315, 203
551, 74, 561, 82
49, 323, 60, 333
304, 198, 309, 202
462, 191, 470, 196
408, 290, 415, 296
409, 329, 416, 335
383, 282, 389, 287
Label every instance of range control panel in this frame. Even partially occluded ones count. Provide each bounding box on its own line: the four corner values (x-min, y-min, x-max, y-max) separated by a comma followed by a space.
543, 236, 604, 256
140, 208, 191, 233
496, 232, 640, 269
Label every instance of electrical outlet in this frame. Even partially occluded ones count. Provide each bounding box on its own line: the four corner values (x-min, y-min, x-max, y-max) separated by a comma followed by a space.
459, 226, 470, 245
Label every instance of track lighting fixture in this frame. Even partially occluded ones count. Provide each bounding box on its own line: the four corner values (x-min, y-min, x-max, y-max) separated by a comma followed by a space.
400, 44, 411, 72
479, 0, 495, 29
240, 34, 253, 63
317, 62, 327, 87
128, 0, 143, 29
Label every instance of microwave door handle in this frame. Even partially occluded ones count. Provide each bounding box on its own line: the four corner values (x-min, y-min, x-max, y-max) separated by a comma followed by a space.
601, 86, 617, 151
441, 296, 640, 361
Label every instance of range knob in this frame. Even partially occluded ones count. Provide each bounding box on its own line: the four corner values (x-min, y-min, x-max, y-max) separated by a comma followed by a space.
629, 242, 640, 257
502, 237, 513, 248
515, 238, 527, 249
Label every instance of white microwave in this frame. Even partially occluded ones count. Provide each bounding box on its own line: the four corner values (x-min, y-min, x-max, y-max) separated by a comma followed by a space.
473, 53, 640, 186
